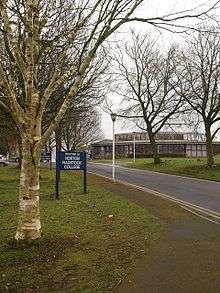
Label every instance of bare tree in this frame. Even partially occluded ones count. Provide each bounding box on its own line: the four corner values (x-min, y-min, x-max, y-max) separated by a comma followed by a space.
44, 49, 108, 154
176, 28, 220, 167
114, 32, 184, 164
60, 51, 107, 150
0, 0, 218, 241
62, 108, 103, 151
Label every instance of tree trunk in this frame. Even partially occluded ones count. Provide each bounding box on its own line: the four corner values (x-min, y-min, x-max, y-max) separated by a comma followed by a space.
15, 141, 41, 241
148, 132, 161, 164
205, 124, 214, 167
18, 141, 22, 169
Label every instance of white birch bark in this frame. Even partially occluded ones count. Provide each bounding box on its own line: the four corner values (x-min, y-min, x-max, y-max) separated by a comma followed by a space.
15, 138, 41, 240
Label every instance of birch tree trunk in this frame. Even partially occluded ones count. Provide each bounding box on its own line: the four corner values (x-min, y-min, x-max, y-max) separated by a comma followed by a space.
15, 140, 41, 240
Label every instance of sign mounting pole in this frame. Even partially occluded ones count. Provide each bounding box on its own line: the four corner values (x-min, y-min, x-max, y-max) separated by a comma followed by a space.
55, 150, 60, 199
83, 151, 87, 194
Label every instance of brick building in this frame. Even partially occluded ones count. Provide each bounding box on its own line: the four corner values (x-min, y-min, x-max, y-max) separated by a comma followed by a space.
91, 131, 220, 159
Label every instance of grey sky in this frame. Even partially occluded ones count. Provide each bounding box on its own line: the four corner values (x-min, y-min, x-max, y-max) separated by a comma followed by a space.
100, 0, 220, 139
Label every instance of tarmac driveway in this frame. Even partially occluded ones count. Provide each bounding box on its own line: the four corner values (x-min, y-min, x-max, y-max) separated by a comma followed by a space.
88, 163, 220, 214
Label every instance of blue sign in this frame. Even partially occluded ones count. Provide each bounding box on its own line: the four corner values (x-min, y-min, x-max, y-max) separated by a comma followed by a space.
55, 151, 87, 196
57, 151, 86, 170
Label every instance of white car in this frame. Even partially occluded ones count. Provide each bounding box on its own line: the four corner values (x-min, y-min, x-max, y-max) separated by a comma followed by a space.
0, 155, 9, 167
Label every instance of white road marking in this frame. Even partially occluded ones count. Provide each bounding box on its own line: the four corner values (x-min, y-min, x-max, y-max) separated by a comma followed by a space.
89, 170, 220, 225
180, 206, 220, 226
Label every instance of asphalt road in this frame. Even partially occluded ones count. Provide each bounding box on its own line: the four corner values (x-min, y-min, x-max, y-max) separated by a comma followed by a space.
89, 163, 220, 214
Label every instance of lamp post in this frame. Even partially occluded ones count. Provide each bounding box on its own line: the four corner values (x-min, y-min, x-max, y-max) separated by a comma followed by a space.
110, 113, 117, 182
133, 131, 136, 162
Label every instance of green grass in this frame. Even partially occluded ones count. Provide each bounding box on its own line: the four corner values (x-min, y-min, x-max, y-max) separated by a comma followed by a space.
94, 155, 220, 181
0, 166, 161, 292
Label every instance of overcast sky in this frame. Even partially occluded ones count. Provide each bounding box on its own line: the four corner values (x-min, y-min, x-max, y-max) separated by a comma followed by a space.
100, 0, 220, 139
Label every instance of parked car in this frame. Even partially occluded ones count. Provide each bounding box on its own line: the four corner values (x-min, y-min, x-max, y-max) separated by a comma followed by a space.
0, 155, 9, 167
10, 156, 20, 163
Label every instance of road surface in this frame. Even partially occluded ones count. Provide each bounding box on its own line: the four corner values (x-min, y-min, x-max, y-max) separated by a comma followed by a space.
89, 163, 220, 217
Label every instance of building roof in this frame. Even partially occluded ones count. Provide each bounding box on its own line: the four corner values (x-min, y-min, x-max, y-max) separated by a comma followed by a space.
91, 140, 220, 146
92, 139, 112, 145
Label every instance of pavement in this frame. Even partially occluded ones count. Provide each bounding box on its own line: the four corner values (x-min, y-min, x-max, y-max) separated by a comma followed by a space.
88, 163, 220, 222
88, 173, 220, 293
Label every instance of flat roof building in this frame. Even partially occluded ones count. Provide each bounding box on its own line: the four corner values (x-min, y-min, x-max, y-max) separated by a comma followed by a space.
91, 131, 220, 159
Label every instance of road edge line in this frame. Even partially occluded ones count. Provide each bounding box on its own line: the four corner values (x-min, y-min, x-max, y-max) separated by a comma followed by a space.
88, 171, 220, 225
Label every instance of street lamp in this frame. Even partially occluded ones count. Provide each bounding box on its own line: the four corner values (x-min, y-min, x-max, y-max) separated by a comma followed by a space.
133, 131, 136, 162
110, 113, 117, 182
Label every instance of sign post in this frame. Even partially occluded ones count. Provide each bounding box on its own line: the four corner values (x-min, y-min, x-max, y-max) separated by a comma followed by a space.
83, 157, 87, 194
55, 151, 87, 198
55, 150, 60, 199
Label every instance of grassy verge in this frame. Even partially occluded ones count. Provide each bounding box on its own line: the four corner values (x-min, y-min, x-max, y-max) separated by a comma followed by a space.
0, 167, 161, 292
94, 155, 220, 181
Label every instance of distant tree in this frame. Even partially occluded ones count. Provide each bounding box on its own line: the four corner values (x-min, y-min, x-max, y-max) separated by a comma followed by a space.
0, 110, 20, 156
62, 107, 103, 151
114, 32, 184, 164
176, 28, 220, 167
44, 51, 108, 160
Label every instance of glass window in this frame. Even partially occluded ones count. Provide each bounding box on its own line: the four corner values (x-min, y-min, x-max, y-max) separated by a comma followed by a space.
192, 145, 196, 151
197, 145, 202, 151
